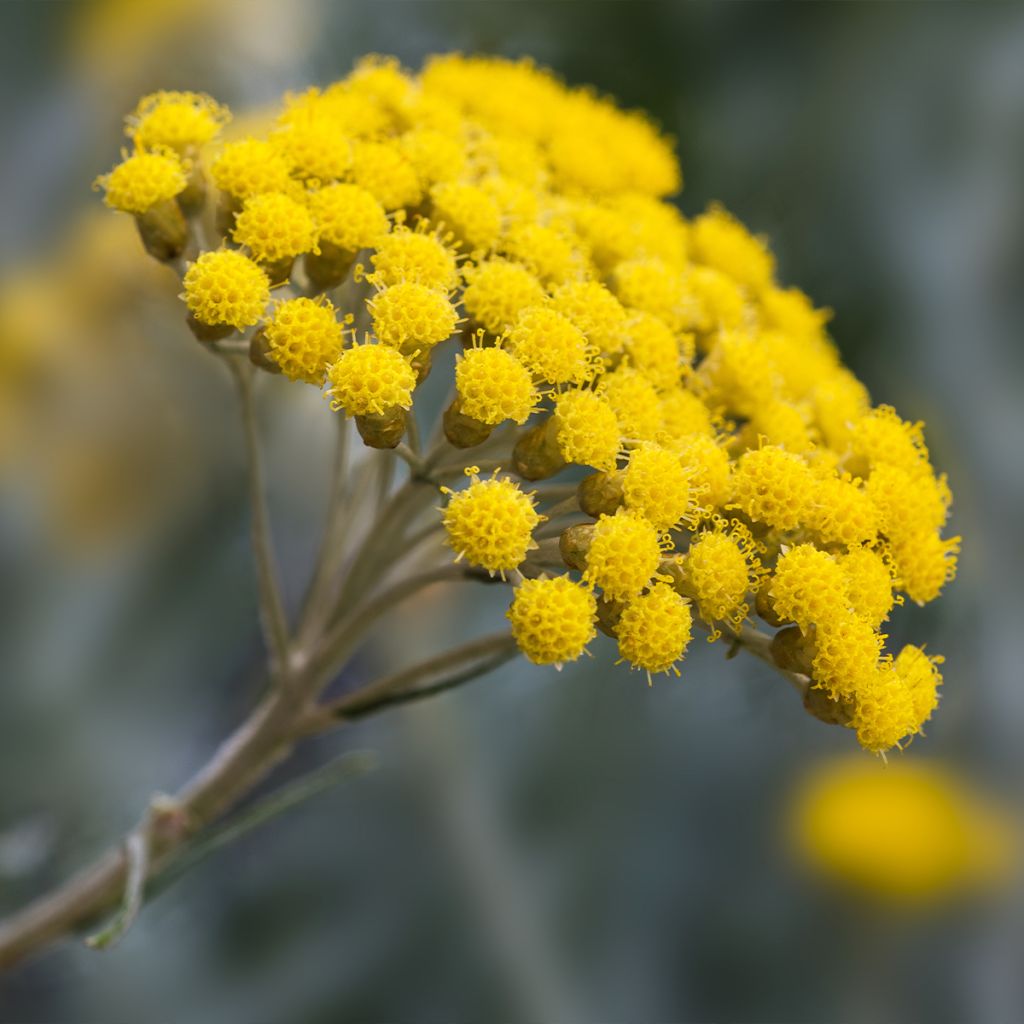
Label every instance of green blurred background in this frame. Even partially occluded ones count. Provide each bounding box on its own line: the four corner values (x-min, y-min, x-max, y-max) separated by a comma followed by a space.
0, 2, 1021, 1021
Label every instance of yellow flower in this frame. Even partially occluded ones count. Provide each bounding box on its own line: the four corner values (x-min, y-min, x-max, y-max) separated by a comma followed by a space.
839, 546, 897, 628
370, 228, 459, 290
368, 282, 459, 353
682, 525, 760, 633
624, 311, 689, 393
551, 280, 628, 355
430, 181, 502, 252
598, 365, 664, 443
690, 203, 775, 292
501, 222, 583, 285
95, 147, 188, 214
263, 297, 344, 384
455, 347, 536, 426
507, 306, 594, 386
182, 249, 270, 330
583, 508, 664, 602
326, 343, 416, 417
443, 475, 542, 574
621, 443, 696, 532
128, 90, 230, 151
350, 140, 421, 210
233, 191, 319, 266
810, 611, 885, 701
507, 576, 597, 666
462, 259, 546, 335
616, 584, 693, 677
308, 183, 390, 254
770, 543, 850, 632
731, 445, 815, 531
211, 138, 294, 200
552, 390, 621, 473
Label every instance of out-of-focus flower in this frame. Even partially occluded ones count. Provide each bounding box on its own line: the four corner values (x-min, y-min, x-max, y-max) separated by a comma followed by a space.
790, 758, 1018, 905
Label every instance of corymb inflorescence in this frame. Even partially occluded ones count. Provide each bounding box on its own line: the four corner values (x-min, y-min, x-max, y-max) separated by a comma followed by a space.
97, 53, 960, 755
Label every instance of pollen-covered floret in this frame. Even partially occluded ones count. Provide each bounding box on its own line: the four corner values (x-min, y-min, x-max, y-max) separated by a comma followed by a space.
866, 463, 951, 541
128, 91, 230, 151
660, 387, 715, 440
327, 343, 416, 416
95, 148, 188, 214
621, 443, 696, 531
887, 529, 960, 606
612, 258, 689, 332
811, 612, 885, 701
443, 475, 542, 573
682, 526, 758, 631
507, 575, 597, 666
370, 229, 459, 290
233, 191, 319, 265
309, 183, 390, 254
501, 222, 583, 285
690, 204, 775, 293
507, 306, 593, 386
431, 182, 502, 252
462, 259, 547, 335
625, 311, 689, 392
182, 249, 270, 330
598, 365, 663, 442
263, 297, 344, 384
810, 472, 879, 549
770, 544, 849, 632
850, 405, 930, 477
583, 508, 664, 602
894, 644, 943, 728
455, 347, 536, 425
211, 138, 294, 200
552, 390, 621, 473
351, 140, 421, 210
271, 117, 352, 182
851, 668, 921, 754
551, 280, 629, 355
731, 445, 815, 532
676, 434, 732, 508
839, 546, 897, 629
368, 282, 458, 352
616, 584, 693, 676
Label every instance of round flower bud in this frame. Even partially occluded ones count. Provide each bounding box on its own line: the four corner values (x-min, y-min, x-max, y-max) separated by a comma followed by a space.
731, 445, 815, 532
455, 347, 536, 426
371, 229, 458, 290
443, 476, 542, 574
770, 544, 850, 633
182, 249, 270, 331
838, 546, 897, 629
893, 644, 943, 729
682, 528, 757, 632
233, 191, 319, 267
507, 576, 597, 666
598, 366, 664, 442
462, 259, 546, 336
368, 282, 459, 353
308, 183, 390, 254
128, 91, 230, 151
431, 182, 502, 252
508, 306, 594, 386
583, 508, 663, 602
95, 147, 188, 214
811, 611, 885, 701
263, 297, 344, 384
326, 344, 415, 417
621, 443, 695, 531
616, 583, 693, 677
552, 390, 621, 473
852, 668, 920, 754
888, 529, 960, 606
625, 311, 688, 392
211, 138, 294, 200
551, 280, 628, 355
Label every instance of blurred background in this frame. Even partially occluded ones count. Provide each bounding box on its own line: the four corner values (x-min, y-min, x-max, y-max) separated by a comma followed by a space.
1, 2, 1022, 1021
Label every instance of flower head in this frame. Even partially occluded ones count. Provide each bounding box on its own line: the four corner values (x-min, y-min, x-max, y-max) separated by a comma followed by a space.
616, 584, 693, 677
327, 343, 415, 416
507, 576, 597, 666
263, 297, 344, 384
233, 191, 319, 265
182, 249, 270, 330
128, 91, 230, 150
455, 346, 536, 425
96, 148, 188, 214
583, 508, 664, 602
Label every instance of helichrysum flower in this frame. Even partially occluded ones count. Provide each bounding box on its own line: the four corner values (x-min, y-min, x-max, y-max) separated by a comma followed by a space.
128, 90, 230, 151
98, 53, 961, 758
507, 575, 597, 666
455, 347, 536, 426
182, 250, 270, 330
616, 583, 693, 677
583, 508, 664, 602
326, 343, 415, 417
233, 191, 319, 266
263, 297, 344, 384
368, 281, 459, 353
95, 147, 188, 214
308, 183, 390, 254
443, 475, 542, 574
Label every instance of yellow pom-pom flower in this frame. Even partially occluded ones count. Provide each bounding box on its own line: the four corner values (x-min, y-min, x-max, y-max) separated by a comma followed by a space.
583, 508, 664, 602
351, 140, 421, 210
682, 526, 759, 632
95, 148, 188, 214
308, 183, 390, 254
676, 434, 732, 508
551, 280, 628, 354
399, 128, 467, 185
621, 443, 696, 531
233, 191, 319, 265
211, 138, 294, 200
507, 306, 594, 386
455, 347, 536, 426
690, 204, 775, 292
271, 117, 352, 182
598, 365, 664, 442
370, 229, 459, 290
731, 445, 815, 532
326, 343, 416, 417
850, 405, 930, 477
810, 472, 879, 549
128, 91, 230, 151
811, 612, 885, 701
507, 576, 597, 666
501, 222, 583, 285
182, 249, 270, 330
770, 544, 850, 632
263, 297, 344, 384
625, 311, 689, 393
616, 584, 693, 677
552, 390, 621, 473
851, 667, 920, 754
368, 281, 458, 353
611, 257, 689, 332
894, 644, 943, 728
866, 462, 951, 541
443, 475, 542, 574
462, 259, 547, 335
660, 387, 715, 440
430, 182, 502, 252
839, 546, 897, 629
888, 529, 960, 606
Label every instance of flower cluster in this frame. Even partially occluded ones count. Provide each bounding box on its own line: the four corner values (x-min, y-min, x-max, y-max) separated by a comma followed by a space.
96, 54, 959, 754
